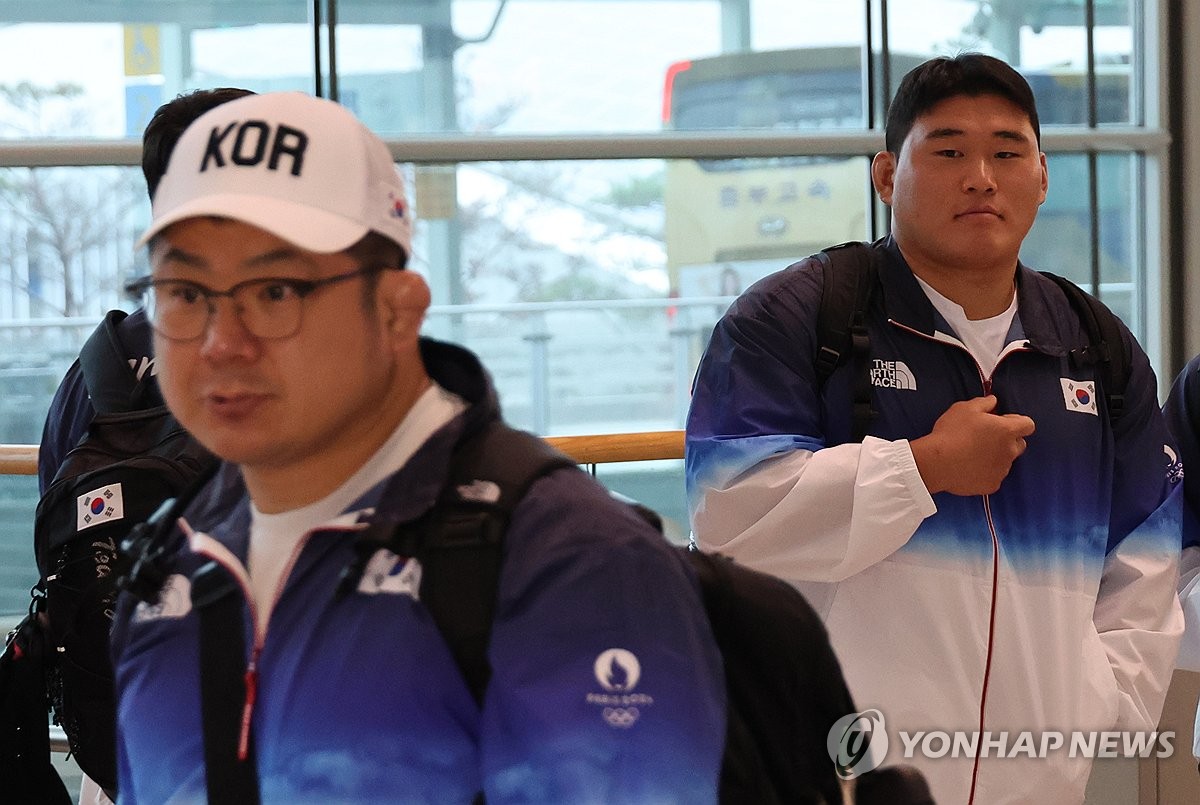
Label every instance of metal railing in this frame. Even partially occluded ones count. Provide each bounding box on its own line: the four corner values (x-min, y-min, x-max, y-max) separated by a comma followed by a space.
0, 128, 1171, 168
0, 296, 731, 441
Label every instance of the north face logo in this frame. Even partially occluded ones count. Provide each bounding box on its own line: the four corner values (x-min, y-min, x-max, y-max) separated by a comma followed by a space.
870, 359, 917, 390
201, 119, 308, 176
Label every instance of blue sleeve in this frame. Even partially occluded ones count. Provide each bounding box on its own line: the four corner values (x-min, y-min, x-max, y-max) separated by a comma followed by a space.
1163, 353, 1200, 550
481, 469, 725, 804
37, 359, 94, 494
684, 260, 826, 506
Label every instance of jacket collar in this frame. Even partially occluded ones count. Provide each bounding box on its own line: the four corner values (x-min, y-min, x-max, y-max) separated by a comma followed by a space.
875, 235, 1068, 358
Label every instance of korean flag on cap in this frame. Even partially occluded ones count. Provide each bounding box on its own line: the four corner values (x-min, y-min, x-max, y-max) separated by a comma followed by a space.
1060, 378, 1098, 416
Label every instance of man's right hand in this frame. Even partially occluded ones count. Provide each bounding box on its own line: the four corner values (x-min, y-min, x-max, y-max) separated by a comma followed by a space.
909, 395, 1036, 496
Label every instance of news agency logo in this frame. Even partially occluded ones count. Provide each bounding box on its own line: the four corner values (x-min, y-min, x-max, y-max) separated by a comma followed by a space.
827, 709, 889, 779
895, 729, 1175, 760
825, 708, 1176, 775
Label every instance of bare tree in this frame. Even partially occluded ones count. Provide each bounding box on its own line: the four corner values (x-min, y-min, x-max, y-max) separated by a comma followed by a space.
0, 82, 142, 318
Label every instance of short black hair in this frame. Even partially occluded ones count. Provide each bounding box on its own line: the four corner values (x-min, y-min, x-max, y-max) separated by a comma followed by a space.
346, 230, 409, 272
142, 87, 255, 200
885, 54, 1040, 155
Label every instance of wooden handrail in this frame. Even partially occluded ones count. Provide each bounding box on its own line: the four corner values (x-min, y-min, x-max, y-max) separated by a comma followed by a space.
545, 430, 683, 464
0, 431, 684, 479
0, 444, 36, 476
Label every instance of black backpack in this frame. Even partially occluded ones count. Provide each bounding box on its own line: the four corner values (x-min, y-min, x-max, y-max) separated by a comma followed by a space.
27, 310, 216, 795
120, 418, 859, 805
371, 422, 859, 805
1, 601, 73, 805
812, 241, 1132, 440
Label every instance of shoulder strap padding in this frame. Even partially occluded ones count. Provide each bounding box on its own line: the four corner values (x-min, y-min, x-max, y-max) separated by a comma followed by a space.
814, 241, 880, 442
191, 560, 260, 804
409, 422, 579, 705
1039, 271, 1131, 423
441, 422, 579, 514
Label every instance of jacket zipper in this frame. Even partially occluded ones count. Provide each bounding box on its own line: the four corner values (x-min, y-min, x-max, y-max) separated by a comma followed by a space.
967, 496, 1002, 805
887, 320, 1032, 803
238, 650, 260, 760
240, 521, 373, 759
186, 507, 376, 765
189, 524, 337, 762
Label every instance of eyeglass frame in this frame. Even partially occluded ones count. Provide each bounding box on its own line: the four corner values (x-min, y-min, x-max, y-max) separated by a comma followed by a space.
124, 263, 397, 342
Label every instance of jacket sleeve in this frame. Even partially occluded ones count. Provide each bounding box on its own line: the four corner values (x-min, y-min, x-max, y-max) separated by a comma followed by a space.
481, 470, 725, 805
37, 359, 93, 494
685, 261, 934, 583
1093, 331, 1185, 731
1163, 354, 1200, 671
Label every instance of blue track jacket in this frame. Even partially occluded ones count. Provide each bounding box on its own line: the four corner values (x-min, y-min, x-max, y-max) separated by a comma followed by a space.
111, 338, 725, 804
686, 238, 1183, 805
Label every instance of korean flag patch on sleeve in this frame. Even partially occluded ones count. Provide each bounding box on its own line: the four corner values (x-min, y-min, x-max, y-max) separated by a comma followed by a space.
1061, 378, 1098, 416
76, 483, 125, 531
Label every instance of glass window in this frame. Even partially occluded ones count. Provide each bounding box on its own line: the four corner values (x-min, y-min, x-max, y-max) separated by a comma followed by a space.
1025, 152, 1141, 327
0, 1, 1169, 630
0, 476, 40, 616
0, 16, 314, 141
663, 153, 875, 297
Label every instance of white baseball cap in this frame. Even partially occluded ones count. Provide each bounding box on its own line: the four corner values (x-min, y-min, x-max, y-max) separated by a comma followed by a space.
137, 92, 412, 257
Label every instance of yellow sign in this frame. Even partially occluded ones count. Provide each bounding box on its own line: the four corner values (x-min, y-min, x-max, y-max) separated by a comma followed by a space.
124, 25, 161, 76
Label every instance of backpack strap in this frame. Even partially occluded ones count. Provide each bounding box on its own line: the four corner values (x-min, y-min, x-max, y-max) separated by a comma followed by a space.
417, 422, 578, 704
191, 561, 261, 805
337, 421, 578, 706
813, 241, 880, 442
79, 309, 156, 414
1038, 272, 1131, 424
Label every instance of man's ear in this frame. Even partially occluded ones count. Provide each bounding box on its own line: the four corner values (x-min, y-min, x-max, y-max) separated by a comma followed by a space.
380, 269, 430, 342
871, 151, 896, 205
1038, 151, 1049, 205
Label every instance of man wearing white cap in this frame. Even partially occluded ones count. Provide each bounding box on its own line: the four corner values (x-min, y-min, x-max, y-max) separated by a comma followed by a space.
108, 92, 725, 803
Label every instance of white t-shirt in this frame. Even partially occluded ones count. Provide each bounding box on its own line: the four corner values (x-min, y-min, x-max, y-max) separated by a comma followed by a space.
914, 275, 1018, 379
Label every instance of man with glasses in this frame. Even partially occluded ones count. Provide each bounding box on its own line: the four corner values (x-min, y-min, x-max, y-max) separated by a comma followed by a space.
107, 91, 725, 803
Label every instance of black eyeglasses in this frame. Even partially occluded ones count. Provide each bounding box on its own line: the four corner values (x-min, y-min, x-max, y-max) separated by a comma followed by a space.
125, 264, 394, 341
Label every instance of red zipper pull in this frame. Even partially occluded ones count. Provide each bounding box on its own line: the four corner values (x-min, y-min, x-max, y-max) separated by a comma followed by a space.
238, 656, 259, 761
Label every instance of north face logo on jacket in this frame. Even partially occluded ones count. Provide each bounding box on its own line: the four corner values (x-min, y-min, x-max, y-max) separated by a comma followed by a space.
870, 360, 917, 391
